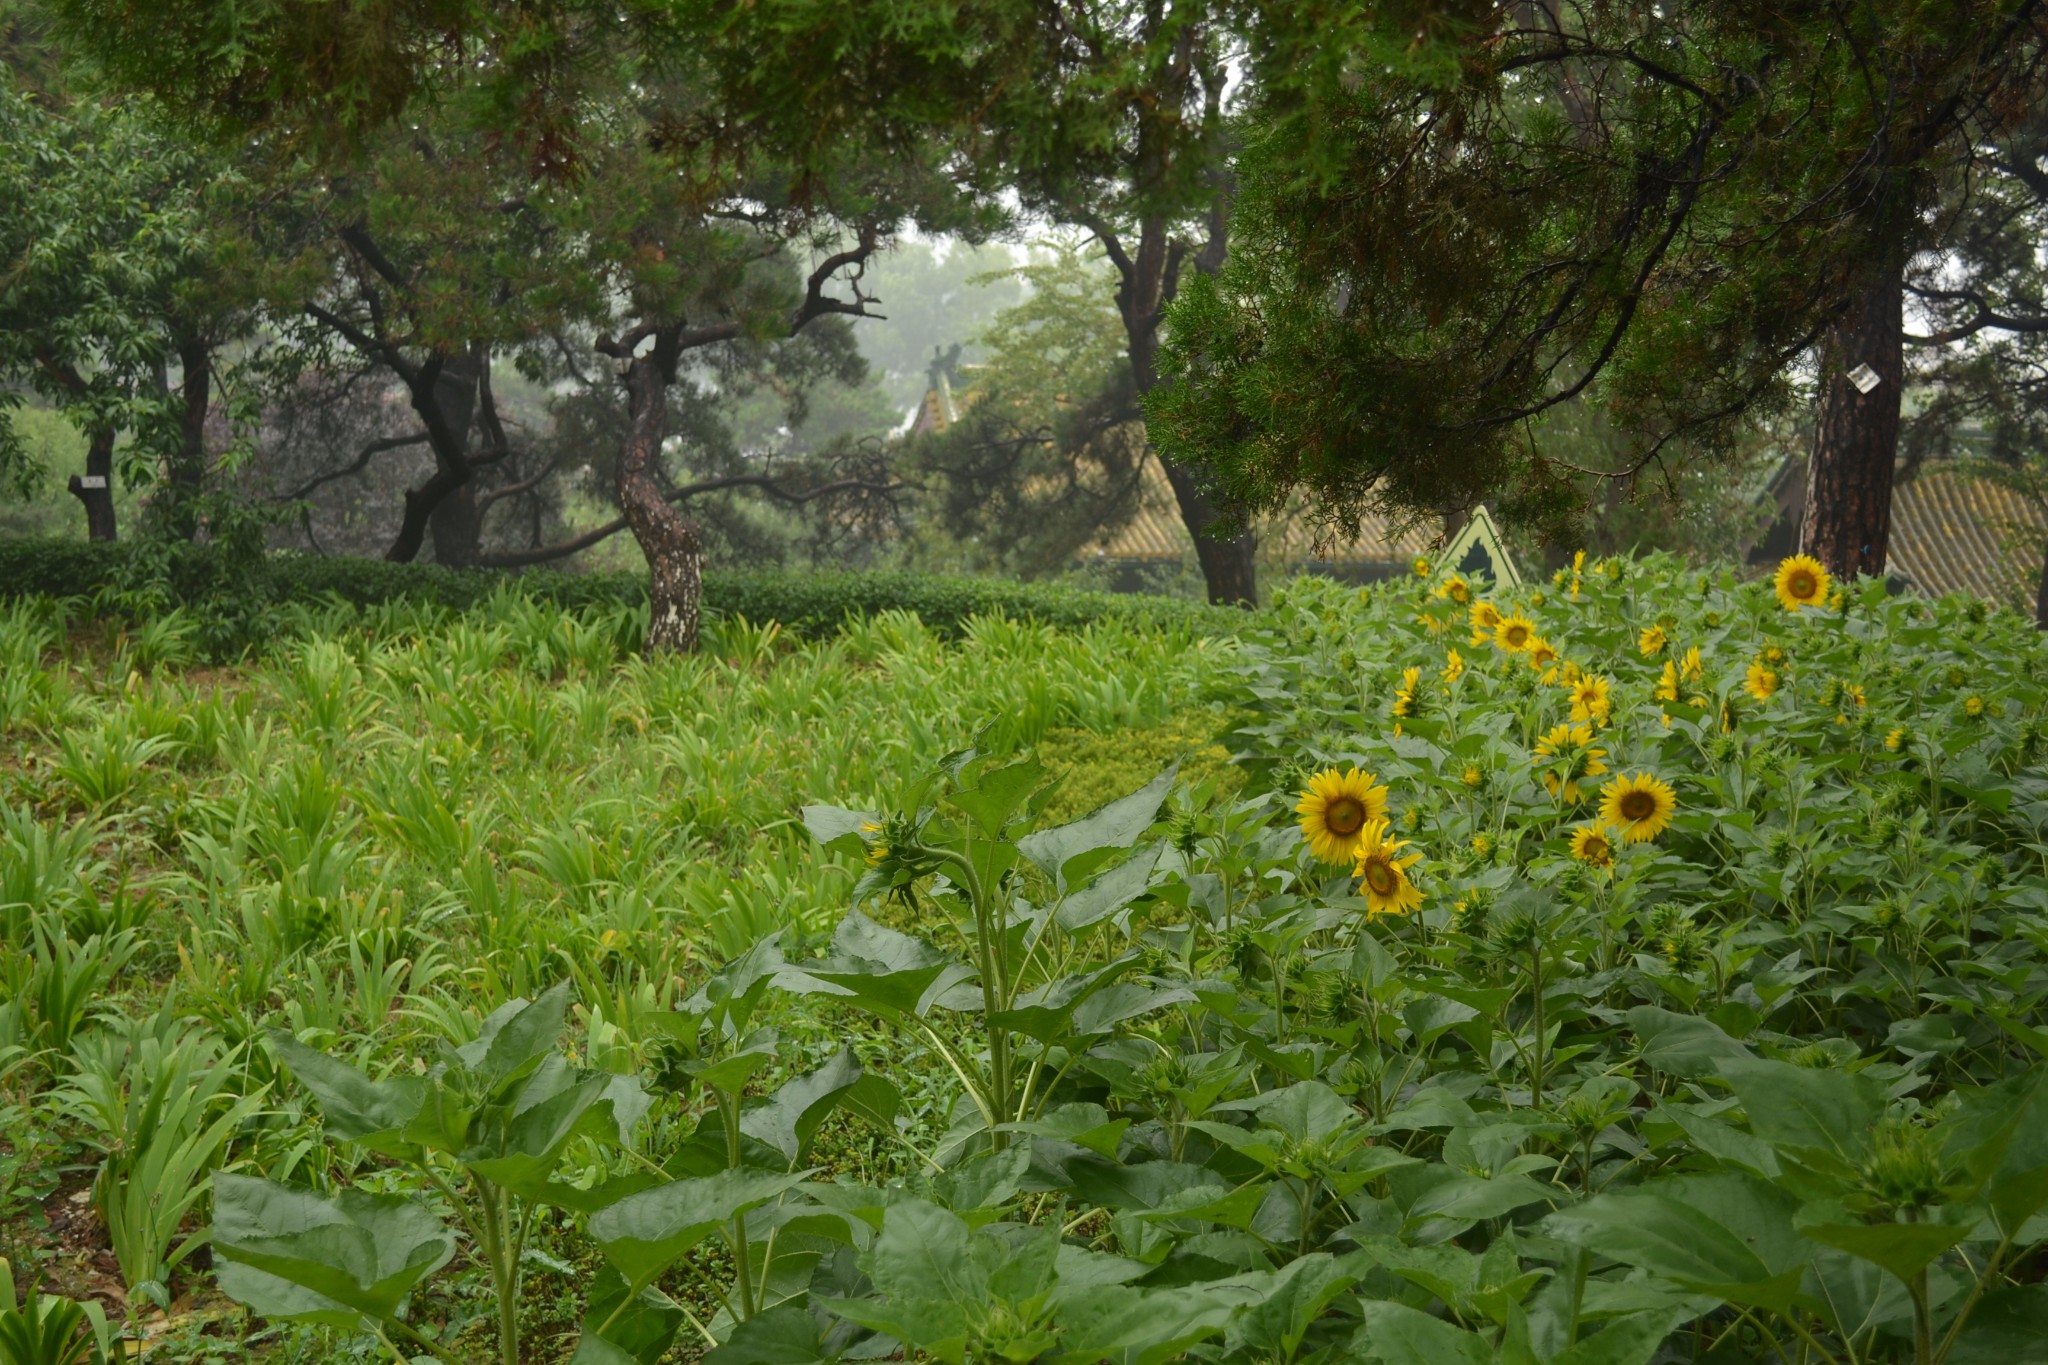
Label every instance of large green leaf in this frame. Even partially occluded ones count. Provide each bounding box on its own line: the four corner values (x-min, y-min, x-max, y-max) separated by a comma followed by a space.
1717, 1057, 1883, 1157
1628, 1007, 1752, 1078
1223, 1252, 1365, 1359
587, 1169, 815, 1287
1946, 1067, 2048, 1238
210, 1175, 454, 1329
459, 980, 573, 1093
1055, 845, 1162, 931
1054, 1283, 1236, 1364
948, 756, 1044, 837
988, 962, 1135, 1044
1352, 1300, 1492, 1365
1549, 1308, 1696, 1365
802, 804, 878, 858
1946, 1285, 2048, 1365
778, 912, 970, 1017
743, 1051, 865, 1166
1018, 766, 1175, 890
702, 1304, 842, 1365
1793, 1209, 1971, 1284
570, 1266, 687, 1365
266, 1032, 424, 1153
461, 1065, 645, 1194
1542, 1187, 1804, 1310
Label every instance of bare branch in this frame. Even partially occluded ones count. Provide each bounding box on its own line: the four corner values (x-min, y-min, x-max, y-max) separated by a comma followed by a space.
273, 432, 431, 502
473, 472, 907, 568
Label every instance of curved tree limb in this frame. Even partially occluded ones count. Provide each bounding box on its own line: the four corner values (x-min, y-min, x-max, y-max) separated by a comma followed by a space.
472, 473, 907, 569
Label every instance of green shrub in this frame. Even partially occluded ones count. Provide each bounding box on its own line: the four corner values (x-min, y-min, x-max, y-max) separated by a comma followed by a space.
0, 539, 1248, 645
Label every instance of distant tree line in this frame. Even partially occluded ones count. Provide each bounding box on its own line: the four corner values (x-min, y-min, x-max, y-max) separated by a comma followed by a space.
8, 0, 2048, 642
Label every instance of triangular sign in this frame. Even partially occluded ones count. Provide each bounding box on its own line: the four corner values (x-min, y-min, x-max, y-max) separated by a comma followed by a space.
1441, 506, 1521, 590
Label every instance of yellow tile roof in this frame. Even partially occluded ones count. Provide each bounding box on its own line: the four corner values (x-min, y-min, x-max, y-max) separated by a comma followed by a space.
1889, 468, 2046, 611
1081, 456, 1438, 567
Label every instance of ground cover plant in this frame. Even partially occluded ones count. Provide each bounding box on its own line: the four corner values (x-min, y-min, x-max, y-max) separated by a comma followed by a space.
3, 555, 2048, 1364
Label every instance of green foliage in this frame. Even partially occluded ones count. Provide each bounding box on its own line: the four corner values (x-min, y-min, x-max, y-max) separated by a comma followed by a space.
55, 1023, 265, 1305
911, 239, 1149, 576
0, 1258, 116, 1365
17, 553, 2048, 1364
1150, 3, 2048, 538
0, 540, 1245, 649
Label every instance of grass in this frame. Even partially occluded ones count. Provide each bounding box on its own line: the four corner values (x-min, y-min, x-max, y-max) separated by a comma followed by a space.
0, 593, 1237, 1358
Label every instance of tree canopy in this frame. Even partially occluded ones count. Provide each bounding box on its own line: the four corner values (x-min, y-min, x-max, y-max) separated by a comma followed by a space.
1148, 1, 2048, 572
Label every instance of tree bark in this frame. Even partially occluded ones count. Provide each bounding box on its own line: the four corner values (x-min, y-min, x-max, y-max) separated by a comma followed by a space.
1801, 263, 1905, 581
616, 333, 704, 654
1118, 215, 1258, 607
172, 336, 210, 495
159, 334, 212, 539
67, 427, 118, 542
386, 347, 485, 564
2034, 533, 2048, 630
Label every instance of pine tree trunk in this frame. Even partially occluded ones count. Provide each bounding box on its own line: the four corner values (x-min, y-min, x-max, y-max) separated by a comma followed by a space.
1123, 211, 1258, 608
617, 336, 702, 654
387, 348, 485, 563
67, 427, 118, 542
161, 335, 212, 539
1154, 455, 1257, 603
1801, 263, 1905, 581
2033, 533, 2048, 630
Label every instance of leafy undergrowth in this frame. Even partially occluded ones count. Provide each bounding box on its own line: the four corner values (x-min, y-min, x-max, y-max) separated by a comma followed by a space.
0, 595, 1231, 1361
7, 555, 2048, 1365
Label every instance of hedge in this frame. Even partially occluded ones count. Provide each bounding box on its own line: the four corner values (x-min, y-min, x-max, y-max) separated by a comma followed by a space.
0, 538, 1252, 638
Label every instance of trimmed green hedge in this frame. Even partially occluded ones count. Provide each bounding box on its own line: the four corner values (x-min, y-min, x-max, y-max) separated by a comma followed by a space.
0, 538, 1249, 638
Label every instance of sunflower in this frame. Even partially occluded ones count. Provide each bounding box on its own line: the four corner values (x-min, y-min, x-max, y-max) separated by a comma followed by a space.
1774, 554, 1832, 612
1436, 574, 1472, 606
1964, 694, 1986, 719
1744, 661, 1779, 701
1296, 767, 1390, 865
1885, 726, 1909, 751
859, 820, 889, 867
1461, 764, 1485, 788
1762, 644, 1787, 667
1568, 673, 1613, 724
1393, 666, 1423, 718
1534, 722, 1608, 802
1679, 646, 1703, 683
1494, 612, 1537, 652
1599, 772, 1678, 842
1412, 555, 1433, 578
1639, 625, 1668, 657
1469, 602, 1502, 646
1442, 649, 1465, 683
1352, 819, 1424, 916
1470, 832, 1494, 857
1570, 822, 1616, 869
1654, 659, 1680, 703
1527, 637, 1561, 671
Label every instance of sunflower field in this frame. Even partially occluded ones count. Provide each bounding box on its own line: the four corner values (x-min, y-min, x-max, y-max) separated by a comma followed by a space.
5, 554, 2048, 1365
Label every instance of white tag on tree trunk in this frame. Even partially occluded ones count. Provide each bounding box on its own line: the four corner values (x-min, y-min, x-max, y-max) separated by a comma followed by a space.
77, 475, 107, 490
1847, 363, 1881, 394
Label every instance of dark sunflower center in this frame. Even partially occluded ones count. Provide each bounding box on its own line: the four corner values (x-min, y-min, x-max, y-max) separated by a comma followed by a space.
1586, 839, 1609, 862
1790, 570, 1816, 598
1506, 626, 1528, 646
1325, 797, 1366, 836
1362, 858, 1398, 895
1619, 790, 1656, 821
